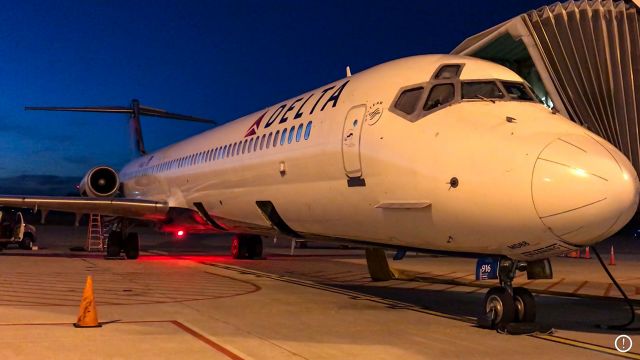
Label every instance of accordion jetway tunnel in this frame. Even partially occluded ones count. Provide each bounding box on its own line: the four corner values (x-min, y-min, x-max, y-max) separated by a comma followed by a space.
452, 1, 640, 176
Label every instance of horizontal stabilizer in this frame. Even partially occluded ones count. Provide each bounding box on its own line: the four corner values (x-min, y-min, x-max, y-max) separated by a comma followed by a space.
25, 104, 216, 124
25, 99, 215, 156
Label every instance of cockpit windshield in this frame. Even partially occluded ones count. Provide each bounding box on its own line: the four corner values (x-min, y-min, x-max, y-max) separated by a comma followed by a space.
502, 81, 534, 101
460, 80, 540, 103
462, 81, 503, 100
391, 64, 546, 122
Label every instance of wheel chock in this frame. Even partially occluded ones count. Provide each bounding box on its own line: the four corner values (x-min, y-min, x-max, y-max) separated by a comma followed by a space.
365, 248, 413, 281
74, 275, 102, 328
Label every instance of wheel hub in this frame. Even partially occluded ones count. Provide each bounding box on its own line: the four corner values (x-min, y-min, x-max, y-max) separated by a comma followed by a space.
486, 295, 504, 323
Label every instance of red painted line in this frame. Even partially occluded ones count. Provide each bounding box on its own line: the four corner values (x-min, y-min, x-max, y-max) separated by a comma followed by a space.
572, 281, 589, 294
543, 278, 565, 291
171, 321, 244, 360
451, 273, 475, 280
435, 285, 459, 292
429, 271, 457, 278
604, 283, 613, 297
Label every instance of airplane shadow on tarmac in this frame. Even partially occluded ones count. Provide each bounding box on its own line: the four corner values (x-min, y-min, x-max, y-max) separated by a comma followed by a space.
328, 282, 638, 335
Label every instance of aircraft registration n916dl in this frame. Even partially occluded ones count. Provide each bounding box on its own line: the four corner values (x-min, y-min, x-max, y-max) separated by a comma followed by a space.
5, 54, 639, 329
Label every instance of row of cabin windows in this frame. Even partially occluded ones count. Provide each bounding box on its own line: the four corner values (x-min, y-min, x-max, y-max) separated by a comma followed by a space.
126, 121, 313, 178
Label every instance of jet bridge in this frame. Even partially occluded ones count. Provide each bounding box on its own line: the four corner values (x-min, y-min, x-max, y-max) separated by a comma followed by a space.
452, 0, 640, 172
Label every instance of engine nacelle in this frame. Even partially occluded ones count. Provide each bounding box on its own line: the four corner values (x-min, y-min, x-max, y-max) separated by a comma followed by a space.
79, 166, 120, 197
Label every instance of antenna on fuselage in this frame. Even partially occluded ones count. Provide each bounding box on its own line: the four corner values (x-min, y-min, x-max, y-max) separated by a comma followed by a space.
346, 66, 352, 77
25, 99, 216, 157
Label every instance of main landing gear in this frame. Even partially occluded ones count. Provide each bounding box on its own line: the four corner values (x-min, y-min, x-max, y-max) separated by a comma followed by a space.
481, 259, 536, 330
230, 234, 263, 259
106, 221, 139, 260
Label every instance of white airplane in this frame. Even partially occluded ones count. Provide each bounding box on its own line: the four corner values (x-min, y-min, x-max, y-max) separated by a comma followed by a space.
4, 54, 639, 330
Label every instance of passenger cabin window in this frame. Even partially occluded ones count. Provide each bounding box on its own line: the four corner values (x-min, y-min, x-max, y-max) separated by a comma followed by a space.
394, 87, 423, 115
502, 81, 534, 101
287, 126, 295, 144
273, 130, 280, 147
304, 122, 312, 140
435, 65, 461, 80
295, 124, 303, 142
280, 128, 287, 145
423, 84, 455, 111
462, 81, 503, 100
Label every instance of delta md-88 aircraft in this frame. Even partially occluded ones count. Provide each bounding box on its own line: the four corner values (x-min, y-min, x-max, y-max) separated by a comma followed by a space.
4, 54, 639, 329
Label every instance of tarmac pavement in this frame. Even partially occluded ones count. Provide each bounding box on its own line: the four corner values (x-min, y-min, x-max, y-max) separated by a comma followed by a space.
0, 224, 637, 359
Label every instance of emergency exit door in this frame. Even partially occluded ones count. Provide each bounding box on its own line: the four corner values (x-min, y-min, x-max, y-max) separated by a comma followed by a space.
342, 104, 366, 186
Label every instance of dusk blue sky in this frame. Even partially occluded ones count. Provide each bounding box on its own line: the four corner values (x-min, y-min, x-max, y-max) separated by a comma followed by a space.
0, 1, 550, 193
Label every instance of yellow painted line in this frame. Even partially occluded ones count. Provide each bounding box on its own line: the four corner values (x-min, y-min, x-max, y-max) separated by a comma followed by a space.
533, 334, 640, 359
605, 283, 614, 297
572, 280, 589, 294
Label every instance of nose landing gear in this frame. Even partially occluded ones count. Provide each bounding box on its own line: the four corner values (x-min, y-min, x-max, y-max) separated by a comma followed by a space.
480, 259, 536, 330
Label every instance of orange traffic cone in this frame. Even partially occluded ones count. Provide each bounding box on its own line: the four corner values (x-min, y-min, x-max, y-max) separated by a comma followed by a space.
583, 247, 591, 259
609, 246, 616, 266
74, 275, 101, 328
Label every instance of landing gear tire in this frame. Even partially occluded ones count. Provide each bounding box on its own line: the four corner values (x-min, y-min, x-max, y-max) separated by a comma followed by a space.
483, 287, 515, 330
247, 236, 263, 259
20, 234, 33, 250
106, 230, 123, 258
513, 287, 536, 323
231, 235, 262, 259
124, 232, 140, 260
231, 236, 246, 259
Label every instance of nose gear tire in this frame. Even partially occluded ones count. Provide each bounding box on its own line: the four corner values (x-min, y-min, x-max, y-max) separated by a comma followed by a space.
483, 287, 515, 330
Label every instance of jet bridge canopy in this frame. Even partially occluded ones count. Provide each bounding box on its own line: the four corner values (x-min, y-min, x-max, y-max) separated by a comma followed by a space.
452, 0, 640, 172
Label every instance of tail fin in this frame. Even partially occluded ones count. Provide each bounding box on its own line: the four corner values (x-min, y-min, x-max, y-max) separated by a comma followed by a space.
25, 99, 215, 156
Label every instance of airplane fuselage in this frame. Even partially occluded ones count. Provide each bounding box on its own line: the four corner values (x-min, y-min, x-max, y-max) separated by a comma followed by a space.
119, 54, 640, 261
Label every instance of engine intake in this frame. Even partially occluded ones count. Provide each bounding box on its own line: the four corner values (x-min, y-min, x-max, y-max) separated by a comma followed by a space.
79, 166, 120, 197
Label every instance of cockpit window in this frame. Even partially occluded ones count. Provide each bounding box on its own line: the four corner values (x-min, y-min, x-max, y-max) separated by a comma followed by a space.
462, 81, 503, 100
502, 81, 534, 101
394, 87, 423, 114
423, 83, 455, 111
435, 65, 461, 80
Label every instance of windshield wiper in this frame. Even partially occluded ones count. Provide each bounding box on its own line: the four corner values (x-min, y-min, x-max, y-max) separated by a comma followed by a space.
475, 94, 495, 104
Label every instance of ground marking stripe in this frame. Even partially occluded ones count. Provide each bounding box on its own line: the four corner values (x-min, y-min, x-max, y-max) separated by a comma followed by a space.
0, 320, 246, 360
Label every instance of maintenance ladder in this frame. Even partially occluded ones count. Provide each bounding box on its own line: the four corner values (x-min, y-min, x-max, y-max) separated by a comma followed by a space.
85, 213, 104, 251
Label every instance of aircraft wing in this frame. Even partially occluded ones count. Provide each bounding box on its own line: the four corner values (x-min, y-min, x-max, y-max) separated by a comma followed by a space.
0, 195, 169, 220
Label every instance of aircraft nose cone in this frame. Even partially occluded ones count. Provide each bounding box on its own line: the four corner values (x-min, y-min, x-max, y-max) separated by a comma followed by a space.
532, 134, 640, 245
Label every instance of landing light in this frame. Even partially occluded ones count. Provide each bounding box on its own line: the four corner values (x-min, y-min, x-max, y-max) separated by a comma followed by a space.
176, 230, 185, 239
